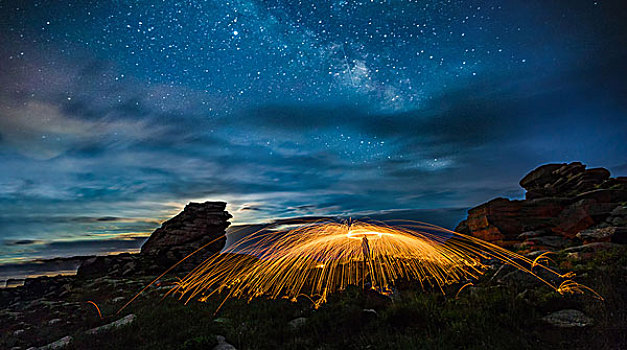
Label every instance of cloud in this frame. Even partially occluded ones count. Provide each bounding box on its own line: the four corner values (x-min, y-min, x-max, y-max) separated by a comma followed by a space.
3, 239, 44, 246
0, 41, 626, 258
0, 99, 171, 160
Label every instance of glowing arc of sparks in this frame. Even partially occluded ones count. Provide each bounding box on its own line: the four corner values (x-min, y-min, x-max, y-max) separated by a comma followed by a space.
169, 219, 603, 311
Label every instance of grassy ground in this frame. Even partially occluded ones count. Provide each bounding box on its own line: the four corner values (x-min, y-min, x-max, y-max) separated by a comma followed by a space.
65, 247, 627, 350
2, 246, 625, 349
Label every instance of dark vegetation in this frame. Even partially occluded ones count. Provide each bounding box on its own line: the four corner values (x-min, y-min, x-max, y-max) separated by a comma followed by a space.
3, 246, 624, 350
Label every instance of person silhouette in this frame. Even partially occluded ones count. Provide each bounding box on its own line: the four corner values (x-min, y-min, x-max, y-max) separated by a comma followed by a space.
361, 235, 371, 261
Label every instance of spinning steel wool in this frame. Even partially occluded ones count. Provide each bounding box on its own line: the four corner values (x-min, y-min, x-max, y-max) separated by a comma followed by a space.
169, 219, 601, 309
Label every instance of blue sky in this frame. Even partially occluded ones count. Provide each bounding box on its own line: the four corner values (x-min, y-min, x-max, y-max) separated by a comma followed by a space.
0, 0, 626, 264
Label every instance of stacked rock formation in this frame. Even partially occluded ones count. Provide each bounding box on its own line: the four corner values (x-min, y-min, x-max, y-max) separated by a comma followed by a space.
78, 201, 231, 277
455, 162, 627, 248
141, 201, 232, 264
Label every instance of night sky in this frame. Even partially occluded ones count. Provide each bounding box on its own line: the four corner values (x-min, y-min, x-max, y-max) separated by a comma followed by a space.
1, 0, 626, 265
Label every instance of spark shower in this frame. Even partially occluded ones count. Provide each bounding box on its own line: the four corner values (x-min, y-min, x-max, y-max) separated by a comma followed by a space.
168, 219, 601, 310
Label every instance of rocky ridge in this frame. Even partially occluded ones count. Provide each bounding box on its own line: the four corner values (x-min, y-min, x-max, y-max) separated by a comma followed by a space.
1, 201, 232, 349
77, 201, 231, 277
456, 162, 627, 248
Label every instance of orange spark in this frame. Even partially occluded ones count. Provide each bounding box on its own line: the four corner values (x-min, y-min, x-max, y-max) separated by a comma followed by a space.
86, 300, 103, 320
455, 282, 474, 299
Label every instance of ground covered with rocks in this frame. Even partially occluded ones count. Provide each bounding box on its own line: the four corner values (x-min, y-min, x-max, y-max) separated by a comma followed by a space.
1, 242, 625, 350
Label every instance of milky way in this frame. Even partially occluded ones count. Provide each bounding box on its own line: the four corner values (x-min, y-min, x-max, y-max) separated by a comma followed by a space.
0, 1, 625, 263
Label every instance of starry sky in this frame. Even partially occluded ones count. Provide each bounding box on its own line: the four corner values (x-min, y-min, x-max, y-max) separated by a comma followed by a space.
0, 0, 626, 265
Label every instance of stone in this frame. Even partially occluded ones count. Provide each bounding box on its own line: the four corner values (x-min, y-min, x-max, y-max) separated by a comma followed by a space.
551, 200, 595, 238
498, 268, 560, 288
519, 162, 609, 199
541, 309, 593, 328
77, 202, 232, 277
464, 198, 524, 244
140, 201, 232, 265
577, 227, 617, 242
85, 314, 136, 335
213, 317, 231, 325
524, 250, 551, 258
288, 317, 308, 329
454, 219, 468, 234
77, 255, 138, 278
363, 309, 378, 317
213, 335, 237, 350
611, 206, 627, 217
28, 336, 72, 350
517, 231, 543, 239
519, 163, 565, 195
457, 163, 627, 246
121, 262, 137, 276
562, 242, 623, 253
525, 236, 572, 249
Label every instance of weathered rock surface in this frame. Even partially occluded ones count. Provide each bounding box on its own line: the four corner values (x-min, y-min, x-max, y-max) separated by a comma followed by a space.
541, 309, 594, 328
577, 226, 627, 244
141, 201, 231, 263
520, 162, 611, 200
77, 201, 231, 277
288, 317, 308, 329
27, 335, 72, 350
456, 162, 627, 246
85, 314, 136, 335
214, 335, 237, 350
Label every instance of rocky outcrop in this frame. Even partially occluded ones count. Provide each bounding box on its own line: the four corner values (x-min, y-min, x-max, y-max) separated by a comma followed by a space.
78, 201, 231, 277
456, 162, 627, 247
519, 162, 611, 200
141, 201, 231, 263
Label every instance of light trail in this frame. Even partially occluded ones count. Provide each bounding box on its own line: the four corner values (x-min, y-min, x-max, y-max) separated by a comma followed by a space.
169, 219, 602, 310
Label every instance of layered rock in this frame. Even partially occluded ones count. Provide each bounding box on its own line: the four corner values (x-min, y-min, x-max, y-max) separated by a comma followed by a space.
141, 201, 231, 263
78, 201, 231, 277
519, 162, 611, 200
456, 162, 627, 247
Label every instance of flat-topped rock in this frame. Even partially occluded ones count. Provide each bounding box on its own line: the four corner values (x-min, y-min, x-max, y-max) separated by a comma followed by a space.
140, 201, 232, 264
520, 162, 610, 200
77, 201, 232, 277
456, 163, 627, 246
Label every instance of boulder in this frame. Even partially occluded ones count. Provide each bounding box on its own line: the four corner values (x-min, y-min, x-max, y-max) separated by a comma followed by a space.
517, 231, 543, 239
464, 198, 523, 244
551, 200, 595, 238
287, 317, 308, 329
541, 309, 593, 328
577, 226, 627, 244
519, 162, 609, 199
77, 254, 137, 278
214, 335, 237, 350
85, 314, 136, 335
27, 335, 72, 350
457, 162, 627, 247
141, 201, 231, 265
77, 201, 232, 277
